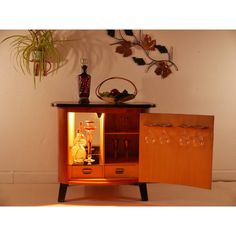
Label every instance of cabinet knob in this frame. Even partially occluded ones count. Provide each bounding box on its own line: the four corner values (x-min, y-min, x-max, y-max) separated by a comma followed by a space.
115, 168, 125, 174
82, 167, 92, 174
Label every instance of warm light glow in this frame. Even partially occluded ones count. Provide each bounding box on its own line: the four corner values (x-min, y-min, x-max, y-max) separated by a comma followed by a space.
67, 112, 105, 165
68, 112, 75, 165
100, 113, 105, 164
68, 112, 75, 147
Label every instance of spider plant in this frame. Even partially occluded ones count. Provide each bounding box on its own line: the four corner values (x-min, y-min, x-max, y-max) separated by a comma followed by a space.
1, 30, 65, 87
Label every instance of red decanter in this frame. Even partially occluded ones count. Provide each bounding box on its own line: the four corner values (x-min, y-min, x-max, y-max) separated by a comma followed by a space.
78, 60, 91, 104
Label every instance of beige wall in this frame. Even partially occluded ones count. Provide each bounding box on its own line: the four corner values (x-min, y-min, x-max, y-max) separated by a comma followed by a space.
0, 30, 235, 183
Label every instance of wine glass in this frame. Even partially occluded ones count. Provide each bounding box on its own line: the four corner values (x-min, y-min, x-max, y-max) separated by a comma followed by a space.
84, 120, 96, 165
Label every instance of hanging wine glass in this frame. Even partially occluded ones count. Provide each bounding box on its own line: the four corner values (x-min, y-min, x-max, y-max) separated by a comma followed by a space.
84, 120, 96, 165
144, 128, 156, 144
179, 124, 191, 147
159, 128, 171, 145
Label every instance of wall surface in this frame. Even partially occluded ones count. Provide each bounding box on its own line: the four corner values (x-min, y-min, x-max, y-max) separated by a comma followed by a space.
0, 30, 236, 184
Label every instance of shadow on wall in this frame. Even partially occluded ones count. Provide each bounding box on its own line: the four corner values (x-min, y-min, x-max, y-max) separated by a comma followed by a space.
54, 30, 115, 76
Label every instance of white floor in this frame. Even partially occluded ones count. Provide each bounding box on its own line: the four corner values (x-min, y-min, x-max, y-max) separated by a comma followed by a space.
1, 181, 236, 206
1, 182, 235, 236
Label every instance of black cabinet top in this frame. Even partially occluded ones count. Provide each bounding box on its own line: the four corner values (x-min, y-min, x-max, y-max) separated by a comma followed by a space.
51, 101, 156, 108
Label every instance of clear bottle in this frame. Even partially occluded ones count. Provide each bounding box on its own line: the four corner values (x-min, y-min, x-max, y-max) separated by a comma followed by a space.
71, 122, 87, 165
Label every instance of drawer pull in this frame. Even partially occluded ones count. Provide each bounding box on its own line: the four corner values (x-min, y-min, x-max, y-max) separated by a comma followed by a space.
115, 168, 125, 174
82, 168, 92, 174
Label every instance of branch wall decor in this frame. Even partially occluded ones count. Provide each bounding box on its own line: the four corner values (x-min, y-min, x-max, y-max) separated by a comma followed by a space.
107, 30, 178, 79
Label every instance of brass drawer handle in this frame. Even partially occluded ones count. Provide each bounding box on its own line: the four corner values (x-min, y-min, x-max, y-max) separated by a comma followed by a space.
82, 168, 92, 175
115, 168, 125, 174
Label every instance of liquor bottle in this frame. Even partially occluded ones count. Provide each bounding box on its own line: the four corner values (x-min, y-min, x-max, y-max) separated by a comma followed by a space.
78, 58, 91, 104
71, 122, 87, 165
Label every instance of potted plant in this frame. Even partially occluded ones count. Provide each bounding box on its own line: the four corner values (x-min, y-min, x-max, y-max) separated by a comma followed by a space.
1, 30, 66, 87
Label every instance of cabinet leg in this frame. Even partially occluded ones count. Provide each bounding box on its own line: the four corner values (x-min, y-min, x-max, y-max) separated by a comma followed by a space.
138, 183, 148, 201
58, 183, 68, 202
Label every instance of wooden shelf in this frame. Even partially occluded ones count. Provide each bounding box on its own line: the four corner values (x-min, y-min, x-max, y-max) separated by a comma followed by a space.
51, 101, 156, 108
105, 158, 138, 164
105, 132, 139, 135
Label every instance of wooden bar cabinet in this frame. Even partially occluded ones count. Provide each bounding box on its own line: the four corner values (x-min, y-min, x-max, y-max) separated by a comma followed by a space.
51, 102, 214, 202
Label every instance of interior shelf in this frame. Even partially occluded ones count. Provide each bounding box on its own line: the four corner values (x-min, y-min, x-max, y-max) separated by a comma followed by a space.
105, 157, 138, 164
105, 132, 139, 135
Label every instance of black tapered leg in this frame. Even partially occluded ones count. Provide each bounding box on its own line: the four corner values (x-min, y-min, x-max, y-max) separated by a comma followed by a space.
138, 183, 148, 201
58, 183, 68, 202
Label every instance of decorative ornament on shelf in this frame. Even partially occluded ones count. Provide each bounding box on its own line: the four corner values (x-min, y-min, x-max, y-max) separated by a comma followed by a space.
107, 30, 178, 79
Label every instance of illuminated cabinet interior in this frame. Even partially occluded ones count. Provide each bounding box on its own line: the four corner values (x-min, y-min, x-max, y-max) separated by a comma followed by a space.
52, 102, 214, 202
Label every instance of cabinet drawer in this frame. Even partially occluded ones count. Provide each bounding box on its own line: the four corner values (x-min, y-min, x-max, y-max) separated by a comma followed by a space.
104, 164, 138, 178
69, 165, 103, 178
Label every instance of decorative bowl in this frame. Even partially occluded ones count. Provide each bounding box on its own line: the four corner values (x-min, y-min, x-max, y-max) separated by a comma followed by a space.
95, 77, 137, 104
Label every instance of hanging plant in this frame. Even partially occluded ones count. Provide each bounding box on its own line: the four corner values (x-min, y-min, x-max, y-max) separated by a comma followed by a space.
1, 30, 68, 87
107, 30, 178, 79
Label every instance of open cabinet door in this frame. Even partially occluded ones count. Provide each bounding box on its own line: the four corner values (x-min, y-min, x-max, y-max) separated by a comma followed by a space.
139, 113, 214, 189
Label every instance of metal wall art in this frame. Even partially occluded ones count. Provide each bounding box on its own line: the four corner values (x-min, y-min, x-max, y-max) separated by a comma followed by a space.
107, 30, 178, 79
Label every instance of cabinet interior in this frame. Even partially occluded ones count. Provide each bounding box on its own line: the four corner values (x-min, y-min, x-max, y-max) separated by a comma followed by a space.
104, 113, 139, 163
67, 112, 140, 166
68, 112, 103, 165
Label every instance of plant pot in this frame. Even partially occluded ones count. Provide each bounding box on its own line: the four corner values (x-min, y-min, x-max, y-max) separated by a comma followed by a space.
31, 51, 52, 76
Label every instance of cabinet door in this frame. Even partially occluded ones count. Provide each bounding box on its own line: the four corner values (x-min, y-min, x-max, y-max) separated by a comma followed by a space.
139, 113, 214, 189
